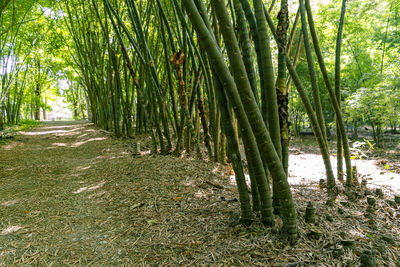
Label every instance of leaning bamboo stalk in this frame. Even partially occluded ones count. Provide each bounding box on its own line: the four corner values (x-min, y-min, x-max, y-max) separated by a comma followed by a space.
299, 0, 328, 145
304, 0, 353, 187
335, 0, 347, 182
254, 0, 284, 215
232, 0, 259, 105
185, 0, 298, 240
213, 0, 298, 238
185, 0, 276, 226
264, 3, 338, 196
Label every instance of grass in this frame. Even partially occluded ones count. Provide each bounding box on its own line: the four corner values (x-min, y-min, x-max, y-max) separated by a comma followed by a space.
13, 120, 42, 131
1, 120, 41, 135
0, 120, 41, 147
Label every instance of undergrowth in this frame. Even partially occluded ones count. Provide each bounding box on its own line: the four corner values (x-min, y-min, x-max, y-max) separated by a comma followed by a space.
13, 120, 42, 131
0, 120, 41, 147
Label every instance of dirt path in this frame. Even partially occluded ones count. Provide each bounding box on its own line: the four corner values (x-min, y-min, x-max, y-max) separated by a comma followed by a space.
0, 121, 245, 266
1, 122, 399, 266
0, 121, 130, 265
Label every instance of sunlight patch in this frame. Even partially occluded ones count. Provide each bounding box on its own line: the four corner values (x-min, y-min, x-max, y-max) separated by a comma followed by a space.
76, 165, 91, 171
182, 179, 196, 187
212, 166, 218, 174
348, 228, 366, 239
77, 133, 89, 138
73, 186, 88, 194
1, 199, 19, 207
230, 174, 251, 187
52, 142, 67, 147
1, 226, 23, 235
140, 150, 151, 156
71, 137, 106, 147
73, 181, 105, 194
2, 142, 24, 151
194, 191, 206, 199
229, 154, 400, 194
88, 181, 105, 191
0, 249, 16, 258
20, 129, 77, 136
40, 124, 84, 130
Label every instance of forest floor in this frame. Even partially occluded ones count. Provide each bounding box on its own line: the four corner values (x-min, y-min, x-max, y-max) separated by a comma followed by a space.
0, 121, 399, 266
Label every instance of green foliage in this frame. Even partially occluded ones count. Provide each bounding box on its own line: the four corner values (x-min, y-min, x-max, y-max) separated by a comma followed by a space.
287, 0, 399, 144
13, 119, 41, 131
0, 119, 40, 146
345, 86, 399, 129
0, 0, 81, 124
345, 84, 399, 146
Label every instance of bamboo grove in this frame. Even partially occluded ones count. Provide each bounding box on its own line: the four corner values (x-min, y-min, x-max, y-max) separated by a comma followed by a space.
4, 0, 398, 242
56, 0, 358, 242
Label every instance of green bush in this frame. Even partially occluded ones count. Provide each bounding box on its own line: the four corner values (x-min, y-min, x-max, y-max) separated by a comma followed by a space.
14, 120, 42, 131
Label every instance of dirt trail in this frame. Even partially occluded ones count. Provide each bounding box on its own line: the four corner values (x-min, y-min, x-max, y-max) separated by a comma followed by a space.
1, 122, 399, 266
0, 121, 130, 265
0, 121, 241, 266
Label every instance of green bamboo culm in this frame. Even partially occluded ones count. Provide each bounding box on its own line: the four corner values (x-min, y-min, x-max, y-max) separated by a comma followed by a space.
253, 0, 282, 215
304, 0, 353, 187
299, 0, 328, 145
299, 0, 336, 194
159, 12, 180, 137
263, 6, 338, 199
214, 77, 253, 225
335, 0, 347, 183
276, 0, 290, 176
195, 0, 264, 213
212, 0, 278, 225
232, 0, 259, 106
208, 0, 297, 240
183, 0, 276, 227
238, 0, 264, 110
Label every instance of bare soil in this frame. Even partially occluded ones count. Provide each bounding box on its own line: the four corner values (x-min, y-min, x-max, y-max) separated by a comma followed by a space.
287, 136, 400, 195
